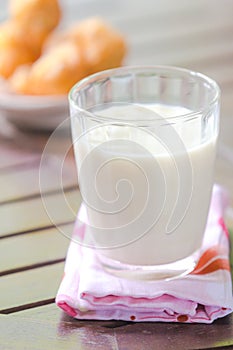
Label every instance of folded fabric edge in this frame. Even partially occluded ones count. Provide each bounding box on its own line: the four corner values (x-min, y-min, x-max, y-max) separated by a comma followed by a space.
55, 293, 232, 324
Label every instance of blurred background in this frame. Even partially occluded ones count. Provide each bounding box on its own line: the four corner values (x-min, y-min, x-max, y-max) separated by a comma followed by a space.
1, 0, 233, 112
0, 0, 232, 221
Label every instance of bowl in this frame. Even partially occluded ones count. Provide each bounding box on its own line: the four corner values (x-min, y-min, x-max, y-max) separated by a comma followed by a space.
0, 79, 69, 131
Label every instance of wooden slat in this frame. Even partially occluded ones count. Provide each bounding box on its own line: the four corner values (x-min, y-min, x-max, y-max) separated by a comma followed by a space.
113, 318, 233, 350
0, 143, 40, 170
0, 224, 73, 273
2, 308, 233, 350
0, 156, 77, 204
0, 263, 64, 312
0, 315, 118, 350
0, 189, 81, 237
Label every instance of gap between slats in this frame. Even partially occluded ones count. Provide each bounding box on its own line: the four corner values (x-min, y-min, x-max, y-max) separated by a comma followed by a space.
0, 219, 74, 239
0, 299, 56, 315
0, 184, 78, 206
0, 259, 65, 277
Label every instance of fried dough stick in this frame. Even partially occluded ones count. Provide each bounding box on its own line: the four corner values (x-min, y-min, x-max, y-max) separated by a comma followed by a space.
10, 17, 126, 94
10, 42, 88, 95
0, 0, 61, 78
0, 21, 37, 78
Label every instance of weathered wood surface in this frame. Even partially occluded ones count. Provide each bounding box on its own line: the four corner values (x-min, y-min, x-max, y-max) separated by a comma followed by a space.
1, 310, 233, 350
0, 0, 233, 349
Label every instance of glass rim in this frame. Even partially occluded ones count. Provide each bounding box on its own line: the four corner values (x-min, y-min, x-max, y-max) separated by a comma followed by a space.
69, 65, 220, 123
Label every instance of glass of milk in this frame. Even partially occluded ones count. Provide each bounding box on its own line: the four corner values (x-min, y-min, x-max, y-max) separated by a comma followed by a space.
69, 66, 220, 280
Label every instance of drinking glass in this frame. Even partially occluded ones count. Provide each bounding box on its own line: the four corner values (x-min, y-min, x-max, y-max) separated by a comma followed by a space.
69, 66, 220, 280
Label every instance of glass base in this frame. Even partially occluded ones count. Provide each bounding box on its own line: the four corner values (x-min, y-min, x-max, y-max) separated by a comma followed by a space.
96, 250, 200, 281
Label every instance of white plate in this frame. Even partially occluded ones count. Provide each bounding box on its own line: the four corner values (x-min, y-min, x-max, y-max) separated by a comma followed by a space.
0, 81, 69, 131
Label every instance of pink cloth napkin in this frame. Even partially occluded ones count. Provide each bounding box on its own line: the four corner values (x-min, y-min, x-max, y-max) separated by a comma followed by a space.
56, 185, 233, 323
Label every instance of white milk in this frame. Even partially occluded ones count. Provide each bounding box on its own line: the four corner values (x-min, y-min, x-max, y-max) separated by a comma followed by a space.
74, 103, 217, 265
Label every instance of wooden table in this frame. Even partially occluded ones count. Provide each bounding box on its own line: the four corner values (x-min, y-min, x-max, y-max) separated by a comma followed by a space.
1, 0, 233, 349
